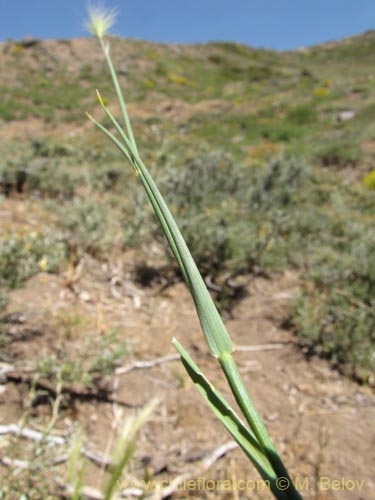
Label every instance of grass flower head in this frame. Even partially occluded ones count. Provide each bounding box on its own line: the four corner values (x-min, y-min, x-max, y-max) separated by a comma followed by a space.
85, 4, 118, 39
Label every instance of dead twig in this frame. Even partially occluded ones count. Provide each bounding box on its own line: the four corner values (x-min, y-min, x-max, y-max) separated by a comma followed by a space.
235, 343, 287, 352
0, 456, 30, 469
2, 426, 236, 500
0, 423, 111, 468
115, 354, 180, 376
114, 441, 238, 499
55, 483, 104, 500
145, 440, 238, 500
0, 423, 66, 445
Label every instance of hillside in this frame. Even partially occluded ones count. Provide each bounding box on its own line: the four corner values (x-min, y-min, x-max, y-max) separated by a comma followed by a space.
0, 33, 374, 498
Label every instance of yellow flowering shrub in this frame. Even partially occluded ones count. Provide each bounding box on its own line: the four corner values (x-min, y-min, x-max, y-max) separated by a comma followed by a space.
314, 87, 330, 98
167, 72, 196, 87
362, 170, 375, 190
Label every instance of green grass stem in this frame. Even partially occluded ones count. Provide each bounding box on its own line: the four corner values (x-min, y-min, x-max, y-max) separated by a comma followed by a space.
86, 10, 303, 498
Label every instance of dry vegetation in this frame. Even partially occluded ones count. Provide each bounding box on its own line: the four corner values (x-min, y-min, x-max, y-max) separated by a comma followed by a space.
0, 32, 374, 498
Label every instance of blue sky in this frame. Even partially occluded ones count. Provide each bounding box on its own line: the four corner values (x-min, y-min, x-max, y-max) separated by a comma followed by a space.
0, 0, 373, 50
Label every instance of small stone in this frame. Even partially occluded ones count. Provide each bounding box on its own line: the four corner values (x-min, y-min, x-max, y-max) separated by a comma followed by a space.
267, 413, 279, 422
335, 109, 356, 123
79, 291, 91, 302
133, 296, 142, 309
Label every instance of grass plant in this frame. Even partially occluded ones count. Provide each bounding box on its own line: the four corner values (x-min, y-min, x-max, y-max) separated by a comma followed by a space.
85, 7, 303, 499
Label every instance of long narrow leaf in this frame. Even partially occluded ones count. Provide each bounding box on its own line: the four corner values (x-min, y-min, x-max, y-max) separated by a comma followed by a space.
99, 37, 139, 155
173, 339, 293, 500
93, 98, 233, 358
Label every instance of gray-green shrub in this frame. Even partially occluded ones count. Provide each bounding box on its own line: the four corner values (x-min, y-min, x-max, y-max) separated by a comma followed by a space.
0, 230, 67, 289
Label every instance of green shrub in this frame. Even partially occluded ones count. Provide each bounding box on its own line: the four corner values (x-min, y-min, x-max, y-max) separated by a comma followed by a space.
292, 203, 375, 379
120, 188, 157, 248
0, 142, 33, 195
158, 152, 247, 274
27, 160, 77, 198
0, 96, 20, 121
317, 139, 362, 167
0, 160, 77, 199
286, 104, 317, 125
0, 141, 78, 198
0, 290, 8, 315
0, 230, 67, 289
221, 63, 276, 82
157, 153, 310, 277
56, 197, 111, 256
36, 328, 127, 387
65, 146, 372, 380
260, 121, 304, 142
90, 329, 128, 374
90, 162, 129, 192
31, 139, 75, 158
249, 155, 309, 209
160, 151, 245, 209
